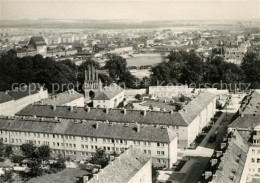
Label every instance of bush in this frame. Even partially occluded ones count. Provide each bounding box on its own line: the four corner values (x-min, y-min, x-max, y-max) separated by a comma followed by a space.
11, 155, 24, 164
135, 94, 142, 100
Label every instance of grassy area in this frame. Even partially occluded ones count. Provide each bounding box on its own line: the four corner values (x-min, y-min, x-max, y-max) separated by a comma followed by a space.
140, 100, 177, 111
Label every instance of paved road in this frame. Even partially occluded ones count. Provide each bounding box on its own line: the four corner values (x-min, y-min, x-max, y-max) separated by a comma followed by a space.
200, 112, 226, 148
181, 112, 234, 183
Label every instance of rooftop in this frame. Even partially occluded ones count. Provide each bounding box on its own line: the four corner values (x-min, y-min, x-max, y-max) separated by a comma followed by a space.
7, 84, 43, 100
0, 116, 176, 143
0, 92, 14, 104
38, 89, 83, 106
88, 148, 150, 183
17, 105, 188, 126
29, 36, 47, 46
210, 131, 249, 183
93, 83, 124, 100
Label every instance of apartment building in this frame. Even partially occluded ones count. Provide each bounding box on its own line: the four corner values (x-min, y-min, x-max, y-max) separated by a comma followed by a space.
0, 116, 177, 168
228, 90, 260, 183
0, 84, 48, 116
87, 148, 152, 183
17, 90, 215, 148
38, 89, 84, 107
92, 83, 125, 108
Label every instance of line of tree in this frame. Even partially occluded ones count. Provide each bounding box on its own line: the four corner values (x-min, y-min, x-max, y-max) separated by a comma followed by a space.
150, 50, 260, 90
0, 51, 259, 93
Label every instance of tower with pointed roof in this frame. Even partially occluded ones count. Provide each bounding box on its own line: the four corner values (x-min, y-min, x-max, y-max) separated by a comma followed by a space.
84, 65, 102, 99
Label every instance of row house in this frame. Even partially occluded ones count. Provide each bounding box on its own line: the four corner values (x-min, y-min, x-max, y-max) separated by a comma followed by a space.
0, 116, 177, 168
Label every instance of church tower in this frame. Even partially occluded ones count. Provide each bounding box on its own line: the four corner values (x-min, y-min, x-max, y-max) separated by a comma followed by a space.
84, 65, 103, 99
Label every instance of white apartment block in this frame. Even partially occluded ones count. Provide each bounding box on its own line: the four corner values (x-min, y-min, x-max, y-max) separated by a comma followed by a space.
0, 84, 48, 116
0, 116, 177, 168
16, 91, 216, 148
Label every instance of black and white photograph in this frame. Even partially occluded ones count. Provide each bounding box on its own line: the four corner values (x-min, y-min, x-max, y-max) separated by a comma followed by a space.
0, 0, 259, 182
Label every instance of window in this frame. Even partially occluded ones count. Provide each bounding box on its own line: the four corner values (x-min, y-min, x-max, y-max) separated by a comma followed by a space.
108, 147, 110, 151
157, 151, 160, 155
148, 142, 151, 146
81, 137, 84, 141
161, 151, 165, 155
252, 158, 255, 163
144, 150, 147, 153
148, 150, 151, 155
144, 142, 146, 146
53, 134, 55, 138
103, 139, 106, 143
81, 152, 84, 156
257, 158, 260, 163
81, 145, 84, 149
73, 144, 76, 148
85, 145, 88, 149
53, 142, 55, 146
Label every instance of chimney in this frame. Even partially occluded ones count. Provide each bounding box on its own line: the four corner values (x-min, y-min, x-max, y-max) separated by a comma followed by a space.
143, 110, 147, 116
86, 106, 91, 112
220, 143, 226, 149
205, 171, 212, 179
93, 174, 98, 180
241, 113, 244, 117
70, 106, 73, 111
83, 176, 89, 183
211, 159, 218, 167
105, 108, 109, 114
94, 122, 99, 129
135, 122, 140, 132
52, 104, 56, 111
5, 90, 9, 95
216, 151, 222, 157
170, 110, 174, 114
123, 109, 127, 115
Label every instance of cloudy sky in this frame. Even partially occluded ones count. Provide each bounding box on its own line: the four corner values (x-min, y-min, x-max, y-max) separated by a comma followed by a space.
0, 0, 259, 20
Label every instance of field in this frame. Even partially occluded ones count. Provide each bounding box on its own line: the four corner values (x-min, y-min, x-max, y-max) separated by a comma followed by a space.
126, 53, 162, 66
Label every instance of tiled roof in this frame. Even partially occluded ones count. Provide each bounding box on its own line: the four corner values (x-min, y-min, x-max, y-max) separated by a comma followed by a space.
7, 84, 43, 100
179, 91, 216, 124
0, 92, 14, 104
65, 121, 176, 143
16, 91, 216, 127
211, 131, 249, 183
229, 90, 260, 129
229, 114, 260, 129
0, 117, 176, 143
17, 105, 188, 126
38, 89, 83, 105
88, 148, 150, 183
29, 36, 47, 46
240, 90, 260, 115
0, 117, 69, 135
93, 83, 124, 100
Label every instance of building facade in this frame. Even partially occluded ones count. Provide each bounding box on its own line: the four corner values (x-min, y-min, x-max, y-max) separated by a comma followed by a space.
0, 84, 48, 116
0, 116, 177, 168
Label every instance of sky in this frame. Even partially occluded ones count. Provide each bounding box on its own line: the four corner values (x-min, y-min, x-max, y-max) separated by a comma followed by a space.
0, 0, 259, 21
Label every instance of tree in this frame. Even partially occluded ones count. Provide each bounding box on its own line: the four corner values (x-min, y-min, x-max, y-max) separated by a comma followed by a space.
27, 161, 43, 178
152, 166, 160, 183
4, 145, 13, 157
0, 141, 4, 157
37, 145, 51, 161
90, 148, 109, 168
241, 52, 260, 89
104, 54, 128, 80
2, 170, 14, 183
50, 154, 66, 171
175, 103, 183, 111
20, 143, 37, 159
135, 94, 142, 100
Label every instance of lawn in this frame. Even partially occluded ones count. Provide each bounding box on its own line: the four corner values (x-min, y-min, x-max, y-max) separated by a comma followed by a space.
140, 100, 177, 111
